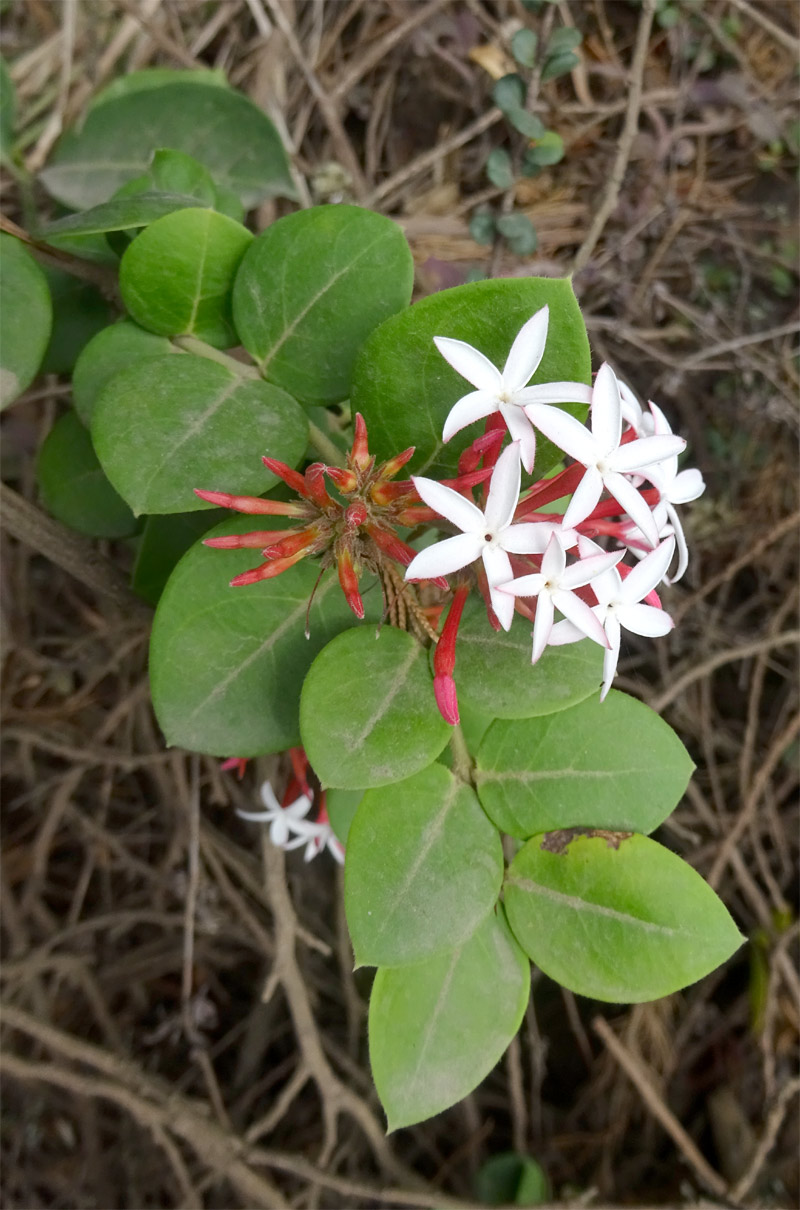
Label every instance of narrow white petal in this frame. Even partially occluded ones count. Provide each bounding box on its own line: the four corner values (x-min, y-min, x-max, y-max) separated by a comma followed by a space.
482, 546, 515, 630
618, 379, 644, 432
561, 466, 603, 529
621, 537, 675, 602
561, 549, 624, 590
501, 522, 553, 554
442, 390, 499, 443
405, 532, 483, 580
531, 592, 554, 663
540, 532, 566, 579
484, 441, 522, 531
270, 815, 291, 846
611, 434, 686, 473
600, 625, 621, 700
553, 589, 610, 647
500, 572, 545, 598
526, 403, 599, 465
590, 363, 622, 455
433, 335, 503, 393
669, 467, 705, 504
502, 306, 549, 391
617, 603, 674, 637
411, 475, 484, 532
548, 618, 585, 645
500, 402, 537, 474
238, 807, 278, 822
665, 502, 689, 581
517, 381, 593, 406
604, 472, 660, 547
646, 400, 672, 436
259, 781, 282, 812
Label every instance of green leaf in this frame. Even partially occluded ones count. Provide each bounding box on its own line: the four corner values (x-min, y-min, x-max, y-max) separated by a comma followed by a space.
476, 691, 695, 839
90, 67, 229, 109
0, 234, 52, 408
232, 205, 414, 406
91, 354, 307, 515
486, 147, 514, 189
455, 595, 603, 719
150, 518, 379, 755
120, 208, 252, 348
113, 148, 244, 223
504, 107, 546, 141
325, 788, 364, 846
41, 83, 295, 210
541, 50, 581, 82
40, 269, 111, 375
505, 834, 744, 1002
43, 192, 214, 239
545, 28, 582, 55
131, 510, 225, 606
511, 28, 539, 69
351, 276, 591, 479
493, 73, 526, 113
72, 320, 178, 424
369, 909, 530, 1129
476, 1153, 550, 1205
300, 626, 450, 789
469, 210, 496, 245
36, 411, 137, 538
0, 56, 16, 159
345, 763, 503, 966
496, 213, 538, 256
523, 131, 565, 170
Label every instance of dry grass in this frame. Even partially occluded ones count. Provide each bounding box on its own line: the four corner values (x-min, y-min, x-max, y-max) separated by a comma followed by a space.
1, 2, 798, 1206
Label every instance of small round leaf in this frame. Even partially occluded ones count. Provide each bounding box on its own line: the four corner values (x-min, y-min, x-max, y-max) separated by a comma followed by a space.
37, 411, 137, 538
0, 234, 52, 408
73, 320, 177, 423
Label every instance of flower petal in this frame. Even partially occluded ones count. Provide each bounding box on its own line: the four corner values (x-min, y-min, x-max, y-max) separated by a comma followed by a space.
525, 403, 599, 466
618, 379, 644, 433
484, 441, 521, 532
620, 536, 675, 602
561, 548, 624, 590
499, 572, 545, 598
501, 521, 553, 554
499, 402, 537, 474
433, 335, 503, 393
531, 591, 554, 663
669, 467, 705, 504
561, 465, 603, 529
617, 602, 674, 637
548, 617, 585, 645
502, 306, 549, 391
604, 472, 660, 547
405, 532, 484, 580
665, 502, 689, 582
600, 617, 621, 700
589, 363, 622, 455
611, 434, 686, 473
259, 781, 282, 813
540, 532, 566, 579
516, 381, 593, 406
482, 545, 515, 631
552, 588, 609, 647
442, 389, 499, 443
411, 475, 485, 533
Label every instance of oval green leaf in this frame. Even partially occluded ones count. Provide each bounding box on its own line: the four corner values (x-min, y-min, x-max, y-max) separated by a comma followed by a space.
41, 83, 295, 210
369, 909, 530, 1130
476, 691, 695, 838
40, 268, 111, 375
345, 763, 503, 966
90, 67, 229, 109
91, 354, 307, 515
43, 192, 213, 239
455, 595, 603, 719
232, 204, 414, 406
37, 411, 137, 539
120, 208, 252, 348
325, 788, 364, 846
505, 833, 744, 1002
73, 320, 178, 424
300, 626, 451, 789
351, 276, 590, 479
0, 234, 53, 408
150, 518, 379, 755
132, 510, 225, 606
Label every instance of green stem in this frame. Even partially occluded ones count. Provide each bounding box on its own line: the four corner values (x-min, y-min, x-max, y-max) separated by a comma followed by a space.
307, 420, 346, 468
449, 724, 473, 784
173, 336, 260, 378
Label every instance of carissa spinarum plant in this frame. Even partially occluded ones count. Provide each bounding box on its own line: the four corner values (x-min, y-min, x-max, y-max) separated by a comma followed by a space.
3, 80, 742, 1128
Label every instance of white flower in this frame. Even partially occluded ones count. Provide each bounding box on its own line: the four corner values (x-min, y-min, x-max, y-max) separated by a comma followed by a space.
525, 363, 686, 546
641, 401, 705, 582
434, 306, 593, 473
549, 536, 676, 698
405, 442, 558, 630
238, 782, 344, 864
499, 534, 624, 664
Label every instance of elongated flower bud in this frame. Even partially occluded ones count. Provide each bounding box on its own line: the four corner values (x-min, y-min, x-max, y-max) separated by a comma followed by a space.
336, 547, 364, 619
262, 457, 309, 497
204, 529, 291, 549
194, 488, 308, 517
229, 548, 309, 586
349, 413, 372, 471
432, 583, 469, 726
326, 466, 358, 493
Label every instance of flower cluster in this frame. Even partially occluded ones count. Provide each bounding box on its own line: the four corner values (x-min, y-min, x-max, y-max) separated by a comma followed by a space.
234, 749, 344, 864
405, 306, 704, 721
199, 305, 704, 729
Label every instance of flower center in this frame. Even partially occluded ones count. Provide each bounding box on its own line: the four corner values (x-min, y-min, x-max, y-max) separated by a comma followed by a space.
484, 532, 494, 543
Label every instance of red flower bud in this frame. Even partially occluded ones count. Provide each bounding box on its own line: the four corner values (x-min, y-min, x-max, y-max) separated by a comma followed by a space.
326, 466, 358, 493
336, 547, 364, 619
262, 457, 309, 497
349, 413, 372, 472
193, 488, 308, 517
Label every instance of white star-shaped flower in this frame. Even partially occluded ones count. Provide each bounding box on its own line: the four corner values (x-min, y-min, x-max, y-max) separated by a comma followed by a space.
499, 534, 624, 664
525, 363, 686, 546
238, 782, 344, 863
550, 536, 676, 698
405, 441, 554, 630
434, 305, 593, 473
